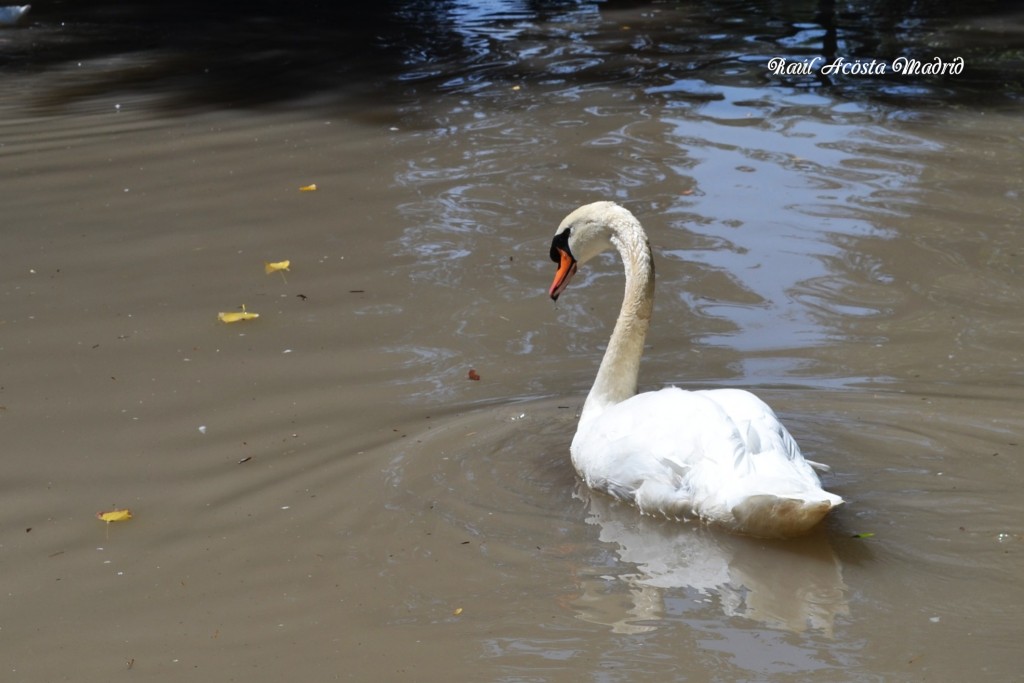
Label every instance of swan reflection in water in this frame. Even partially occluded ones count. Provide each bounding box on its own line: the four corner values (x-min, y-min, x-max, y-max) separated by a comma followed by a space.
568, 487, 849, 635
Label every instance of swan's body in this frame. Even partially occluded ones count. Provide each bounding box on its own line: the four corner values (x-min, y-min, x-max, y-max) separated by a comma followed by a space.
549, 201, 842, 537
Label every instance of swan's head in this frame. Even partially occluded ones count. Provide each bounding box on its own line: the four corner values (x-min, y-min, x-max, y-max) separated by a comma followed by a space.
549, 201, 635, 300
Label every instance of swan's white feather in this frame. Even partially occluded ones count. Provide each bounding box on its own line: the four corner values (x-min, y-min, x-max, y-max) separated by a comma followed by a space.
550, 202, 842, 537
572, 387, 841, 537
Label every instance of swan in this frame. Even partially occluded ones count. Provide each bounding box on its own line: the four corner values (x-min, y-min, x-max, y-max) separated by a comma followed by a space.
548, 201, 842, 537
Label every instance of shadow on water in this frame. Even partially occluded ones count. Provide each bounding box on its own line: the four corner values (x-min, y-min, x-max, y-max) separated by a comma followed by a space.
4, 0, 1024, 112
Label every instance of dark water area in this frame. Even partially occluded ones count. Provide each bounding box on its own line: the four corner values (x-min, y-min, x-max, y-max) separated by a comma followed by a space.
2, 2, 1023, 682
5, 0, 1024, 111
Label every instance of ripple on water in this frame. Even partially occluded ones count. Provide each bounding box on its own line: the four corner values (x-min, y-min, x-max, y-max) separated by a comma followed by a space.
376, 392, 859, 641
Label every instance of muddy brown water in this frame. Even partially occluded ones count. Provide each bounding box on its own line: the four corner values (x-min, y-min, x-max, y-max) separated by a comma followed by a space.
2, 3, 1023, 681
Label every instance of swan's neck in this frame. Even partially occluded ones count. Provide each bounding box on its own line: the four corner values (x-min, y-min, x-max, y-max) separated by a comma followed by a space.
580, 228, 655, 425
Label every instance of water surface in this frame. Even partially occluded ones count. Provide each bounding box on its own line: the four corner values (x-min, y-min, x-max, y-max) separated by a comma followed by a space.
2, 2, 1022, 681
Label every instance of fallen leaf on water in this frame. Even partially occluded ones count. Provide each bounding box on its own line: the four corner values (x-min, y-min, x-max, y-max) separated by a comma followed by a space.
851, 532, 875, 539
299, 183, 318, 192
468, 369, 481, 381
97, 508, 133, 523
218, 305, 259, 323
264, 259, 290, 274
452, 607, 463, 616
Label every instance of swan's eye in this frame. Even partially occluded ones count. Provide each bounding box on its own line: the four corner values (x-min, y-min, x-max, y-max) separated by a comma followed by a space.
550, 228, 572, 263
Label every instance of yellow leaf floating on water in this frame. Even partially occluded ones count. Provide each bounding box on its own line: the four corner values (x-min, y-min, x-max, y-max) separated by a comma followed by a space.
97, 508, 132, 523
299, 183, 317, 192
452, 607, 463, 616
264, 260, 290, 274
218, 305, 259, 323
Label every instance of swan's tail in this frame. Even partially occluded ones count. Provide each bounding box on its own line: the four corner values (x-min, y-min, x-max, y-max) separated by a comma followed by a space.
731, 493, 843, 538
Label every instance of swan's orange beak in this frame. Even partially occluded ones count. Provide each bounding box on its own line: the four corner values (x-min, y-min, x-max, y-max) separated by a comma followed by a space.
549, 248, 577, 301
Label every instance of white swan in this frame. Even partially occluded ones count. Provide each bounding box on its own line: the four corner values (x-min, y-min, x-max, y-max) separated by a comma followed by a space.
548, 201, 842, 537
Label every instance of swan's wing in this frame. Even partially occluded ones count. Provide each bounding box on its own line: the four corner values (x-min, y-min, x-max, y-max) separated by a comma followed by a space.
571, 387, 838, 522
571, 388, 749, 511
695, 388, 841, 507
695, 389, 798, 455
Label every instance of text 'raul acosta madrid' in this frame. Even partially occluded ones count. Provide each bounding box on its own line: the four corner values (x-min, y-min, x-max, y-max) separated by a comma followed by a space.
767, 56, 965, 76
